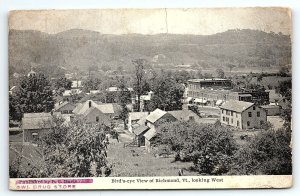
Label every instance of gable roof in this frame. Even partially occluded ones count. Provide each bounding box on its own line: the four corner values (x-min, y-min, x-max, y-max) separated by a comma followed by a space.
73, 100, 97, 115
168, 110, 200, 121
133, 125, 150, 136
22, 113, 53, 130
144, 128, 157, 141
73, 100, 115, 115
96, 104, 114, 114
219, 100, 254, 113
146, 109, 167, 123
129, 112, 149, 121
54, 101, 75, 111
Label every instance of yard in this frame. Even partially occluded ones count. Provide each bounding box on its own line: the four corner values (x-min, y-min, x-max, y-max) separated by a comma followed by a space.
107, 137, 198, 177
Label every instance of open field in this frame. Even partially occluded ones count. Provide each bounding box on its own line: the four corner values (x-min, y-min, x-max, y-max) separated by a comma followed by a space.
107, 141, 198, 177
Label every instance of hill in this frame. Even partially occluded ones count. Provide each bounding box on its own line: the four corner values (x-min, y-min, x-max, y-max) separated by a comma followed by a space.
9, 28, 291, 77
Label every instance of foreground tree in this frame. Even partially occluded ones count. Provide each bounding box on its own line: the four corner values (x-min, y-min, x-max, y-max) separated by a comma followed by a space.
154, 121, 237, 175
10, 117, 111, 178
10, 73, 55, 121
229, 128, 292, 175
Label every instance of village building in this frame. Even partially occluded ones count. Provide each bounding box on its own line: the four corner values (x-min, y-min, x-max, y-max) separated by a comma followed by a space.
187, 78, 233, 107
127, 112, 149, 132
72, 100, 115, 125
132, 91, 154, 112
143, 109, 177, 152
71, 80, 83, 89
228, 92, 252, 102
168, 110, 218, 124
132, 125, 150, 147
186, 78, 270, 107
261, 105, 281, 116
21, 113, 53, 143
54, 101, 76, 114
105, 86, 134, 103
219, 100, 267, 129
62, 89, 82, 102
277, 97, 291, 110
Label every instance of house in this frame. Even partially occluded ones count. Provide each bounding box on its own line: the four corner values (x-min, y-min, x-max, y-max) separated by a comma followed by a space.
54, 101, 76, 114
21, 113, 53, 143
132, 125, 150, 147
73, 100, 115, 125
144, 109, 177, 152
261, 105, 281, 116
132, 91, 154, 112
277, 97, 291, 110
62, 89, 82, 102
219, 100, 267, 129
168, 110, 217, 124
71, 80, 83, 89
127, 112, 149, 132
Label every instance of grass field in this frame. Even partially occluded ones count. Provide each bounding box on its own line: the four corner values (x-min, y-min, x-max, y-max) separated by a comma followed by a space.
107, 140, 198, 177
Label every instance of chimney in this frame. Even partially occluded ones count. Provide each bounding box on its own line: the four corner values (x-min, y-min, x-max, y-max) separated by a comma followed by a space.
89, 101, 92, 108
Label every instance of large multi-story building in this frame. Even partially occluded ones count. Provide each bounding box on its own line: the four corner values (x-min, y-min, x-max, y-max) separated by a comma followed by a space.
219, 100, 267, 129
187, 78, 233, 106
186, 78, 269, 106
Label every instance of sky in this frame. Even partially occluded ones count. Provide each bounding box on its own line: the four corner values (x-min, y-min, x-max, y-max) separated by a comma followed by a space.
9, 8, 292, 35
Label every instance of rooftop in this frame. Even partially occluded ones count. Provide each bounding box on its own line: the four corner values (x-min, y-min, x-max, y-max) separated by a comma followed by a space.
219, 100, 254, 113
73, 100, 114, 115
188, 78, 231, 83
144, 128, 157, 141
133, 125, 150, 136
129, 112, 149, 121
22, 113, 53, 130
146, 109, 167, 123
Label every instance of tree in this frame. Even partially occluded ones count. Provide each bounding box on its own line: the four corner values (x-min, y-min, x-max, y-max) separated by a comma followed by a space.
133, 59, 147, 112
230, 128, 292, 175
53, 77, 72, 95
82, 77, 102, 93
117, 79, 132, 129
10, 117, 112, 178
10, 74, 55, 121
153, 121, 237, 175
226, 64, 236, 73
216, 68, 225, 78
148, 76, 184, 111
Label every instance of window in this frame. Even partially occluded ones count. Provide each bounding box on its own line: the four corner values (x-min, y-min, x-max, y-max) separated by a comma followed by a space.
231, 118, 233, 124
226, 117, 229, 122
257, 111, 260, 117
189, 116, 195, 121
222, 110, 224, 114
253, 106, 256, 110
231, 111, 233, 116
247, 121, 250, 127
96, 116, 99, 122
223, 117, 225, 121
237, 121, 240, 127
260, 120, 264, 125
248, 112, 252, 117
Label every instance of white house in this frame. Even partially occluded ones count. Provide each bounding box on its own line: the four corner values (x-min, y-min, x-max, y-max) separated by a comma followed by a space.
219, 100, 267, 129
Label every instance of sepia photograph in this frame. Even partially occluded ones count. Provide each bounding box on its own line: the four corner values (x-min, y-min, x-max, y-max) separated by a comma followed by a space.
8, 8, 292, 189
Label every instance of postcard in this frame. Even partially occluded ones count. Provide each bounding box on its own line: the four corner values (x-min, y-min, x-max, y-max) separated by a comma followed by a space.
8, 8, 292, 190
